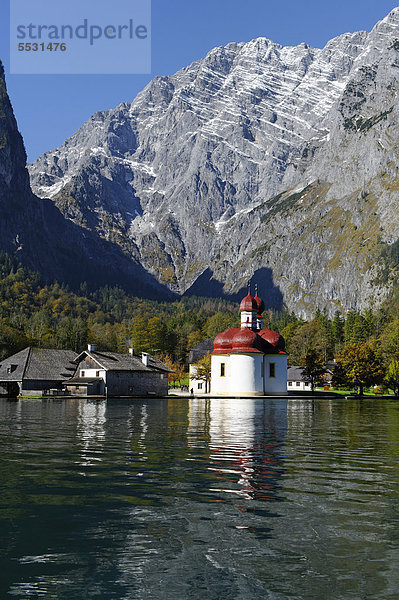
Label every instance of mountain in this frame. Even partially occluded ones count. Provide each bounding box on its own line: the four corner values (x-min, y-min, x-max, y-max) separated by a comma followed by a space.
29, 9, 399, 316
0, 61, 174, 299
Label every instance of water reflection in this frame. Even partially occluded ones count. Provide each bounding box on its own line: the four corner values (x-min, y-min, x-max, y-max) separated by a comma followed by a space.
188, 399, 287, 502
1, 397, 399, 599
77, 400, 106, 469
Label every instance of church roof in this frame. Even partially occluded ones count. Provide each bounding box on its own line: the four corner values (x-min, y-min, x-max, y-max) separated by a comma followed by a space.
212, 328, 285, 355
212, 291, 286, 356
253, 295, 265, 315
239, 293, 258, 312
258, 328, 285, 351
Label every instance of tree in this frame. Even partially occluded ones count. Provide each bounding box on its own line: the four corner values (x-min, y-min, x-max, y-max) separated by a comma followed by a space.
288, 319, 333, 366
130, 314, 150, 353
380, 319, 399, 363
385, 360, 399, 397
301, 350, 325, 392
331, 310, 344, 349
174, 363, 186, 387
159, 354, 178, 387
193, 352, 212, 393
147, 316, 166, 353
204, 312, 236, 338
0, 320, 28, 360
333, 342, 385, 396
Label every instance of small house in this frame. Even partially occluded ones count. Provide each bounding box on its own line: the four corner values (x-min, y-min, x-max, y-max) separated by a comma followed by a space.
0, 347, 77, 397
66, 345, 171, 397
287, 366, 312, 392
188, 338, 214, 393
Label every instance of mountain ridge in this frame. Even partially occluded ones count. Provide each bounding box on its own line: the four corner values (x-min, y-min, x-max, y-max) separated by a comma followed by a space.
21, 9, 399, 315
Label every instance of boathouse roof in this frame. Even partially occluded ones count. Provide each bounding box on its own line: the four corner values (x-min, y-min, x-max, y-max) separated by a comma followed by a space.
0, 348, 76, 382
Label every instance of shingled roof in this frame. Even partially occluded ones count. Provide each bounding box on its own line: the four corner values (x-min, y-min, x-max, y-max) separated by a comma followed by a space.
0, 348, 77, 382
74, 350, 172, 373
287, 366, 306, 382
188, 339, 214, 364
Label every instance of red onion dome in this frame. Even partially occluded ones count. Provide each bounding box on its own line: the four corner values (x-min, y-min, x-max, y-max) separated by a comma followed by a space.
259, 328, 286, 351
239, 293, 258, 312
231, 328, 263, 353
213, 329, 240, 353
254, 295, 265, 315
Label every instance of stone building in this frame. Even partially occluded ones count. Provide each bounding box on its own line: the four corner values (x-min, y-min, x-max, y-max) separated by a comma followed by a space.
0, 348, 76, 397
211, 292, 287, 396
66, 346, 171, 397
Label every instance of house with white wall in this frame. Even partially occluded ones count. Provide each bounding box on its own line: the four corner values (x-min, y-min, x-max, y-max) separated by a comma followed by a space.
66, 345, 171, 397
188, 338, 214, 393
287, 366, 312, 392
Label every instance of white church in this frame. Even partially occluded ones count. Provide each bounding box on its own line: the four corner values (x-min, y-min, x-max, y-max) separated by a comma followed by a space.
210, 291, 288, 396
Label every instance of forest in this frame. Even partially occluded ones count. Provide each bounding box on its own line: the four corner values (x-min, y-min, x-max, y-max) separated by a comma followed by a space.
0, 251, 399, 393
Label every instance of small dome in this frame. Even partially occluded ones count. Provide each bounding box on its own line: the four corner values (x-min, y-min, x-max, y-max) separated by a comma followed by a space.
254, 295, 265, 315
259, 328, 286, 351
231, 328, 263, 353
239, 293, 258, 312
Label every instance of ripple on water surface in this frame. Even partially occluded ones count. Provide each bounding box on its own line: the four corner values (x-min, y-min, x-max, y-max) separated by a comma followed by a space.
0, 397, 399, 599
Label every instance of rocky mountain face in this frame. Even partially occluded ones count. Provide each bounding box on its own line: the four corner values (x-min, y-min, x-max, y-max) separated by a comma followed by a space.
29, 9, 399, 316
0, 61, 173, 298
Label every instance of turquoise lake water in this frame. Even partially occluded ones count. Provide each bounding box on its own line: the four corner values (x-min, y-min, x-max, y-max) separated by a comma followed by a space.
0, 396, 399, 599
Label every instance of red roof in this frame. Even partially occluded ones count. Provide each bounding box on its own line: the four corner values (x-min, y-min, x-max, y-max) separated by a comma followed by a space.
239, 293, 258, 312
213, 327, 281, 355
259, 328, 286, 351
254, 295, 265, 315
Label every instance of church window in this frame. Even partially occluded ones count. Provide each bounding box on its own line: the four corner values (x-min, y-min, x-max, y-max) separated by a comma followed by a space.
220, 363, 226, 377
269, 363, 276, 378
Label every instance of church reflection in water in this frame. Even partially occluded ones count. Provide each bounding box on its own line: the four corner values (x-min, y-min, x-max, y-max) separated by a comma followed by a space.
188, 398, 288, 502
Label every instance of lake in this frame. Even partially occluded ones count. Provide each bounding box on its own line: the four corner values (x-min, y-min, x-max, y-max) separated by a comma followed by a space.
0, 396, 398, 599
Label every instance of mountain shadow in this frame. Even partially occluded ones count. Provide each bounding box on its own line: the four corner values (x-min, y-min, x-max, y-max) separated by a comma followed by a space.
184, 267, 284, 310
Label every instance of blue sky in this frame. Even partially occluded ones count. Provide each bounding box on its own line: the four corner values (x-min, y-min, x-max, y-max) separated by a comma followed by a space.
1, 0, 398, 161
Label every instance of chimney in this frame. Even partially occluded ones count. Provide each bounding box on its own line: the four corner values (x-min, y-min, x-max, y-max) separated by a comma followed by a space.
128, 348, 134, 356
141, 352, 149, 366
87, 344, 95, 352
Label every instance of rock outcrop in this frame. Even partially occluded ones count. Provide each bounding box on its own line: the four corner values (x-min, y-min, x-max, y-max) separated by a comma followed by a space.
26, 9, 399, 315
0, 61, 173, 298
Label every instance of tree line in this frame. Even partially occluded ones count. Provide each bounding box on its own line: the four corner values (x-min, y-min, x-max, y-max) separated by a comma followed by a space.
0, 251, 399, 395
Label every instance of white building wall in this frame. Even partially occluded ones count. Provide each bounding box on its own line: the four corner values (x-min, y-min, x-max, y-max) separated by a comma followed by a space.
211, 353, 288, 396
230, 354, 264, 395
211, 355, 231, 395
211, 354, 265, 396
264, 355, 287, 395
287, 380, 312, 391
80, 368, 106, 381
189, 364, 207, 393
